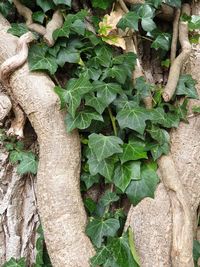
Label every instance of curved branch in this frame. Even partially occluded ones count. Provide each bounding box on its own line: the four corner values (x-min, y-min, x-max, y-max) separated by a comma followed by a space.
0, 14, 95, 266
163, 4, 191, 102
170, 9, 181, 63
43, 10, 64, 47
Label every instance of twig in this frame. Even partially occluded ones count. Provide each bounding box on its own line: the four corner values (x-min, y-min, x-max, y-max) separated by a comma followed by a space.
170, 9, 181, 63
163, 4, 191, 102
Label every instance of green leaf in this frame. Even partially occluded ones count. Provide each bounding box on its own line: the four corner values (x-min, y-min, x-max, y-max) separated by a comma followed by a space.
120, 140, 148, 163
87, 154, 116, 181
117, 107, 151, 134
99, 191, 119, 207
36, 0, 55, 12
107, 66, 128, 84
91, 246, 110, 266
176, 74, 198, 99
28, 44, 58, 75
71, 19, 86, 35
128, 228, 140, 266
150, 142, 170, 160
135, 76, 151, 98
95, 46, 113, 67
192, 106, 200, 114
94, 81, 122, 106
117, 12, 139, 31
53, 0, 71, 6
64, 74, 93, 117
17, 152, 38, 175
189, 15, 200, 30
7, 23, 28, 37
32, 11, 45, 24
9, 150, 23, 163
65, 108, 103, 132
126, 163, 159, 205
91, 0, 114, 10
88, 133, 123, 161
113, 161, 141, 192
0, 2, 13, 18
86, 218, 120, 248
85, 93, 107, 114
81, 173, 100, 189
3, 258, 26, 267
56, 48, 80, 67
84, 198, 97, 214
141, 18, 156, 32
164, 0, 181, 8
193, 240, 200, 266
151, 33, 171, 51
147, 125, 170, 144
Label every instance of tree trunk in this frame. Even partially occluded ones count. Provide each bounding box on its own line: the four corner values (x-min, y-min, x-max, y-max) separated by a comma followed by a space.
125, 2, 200, 266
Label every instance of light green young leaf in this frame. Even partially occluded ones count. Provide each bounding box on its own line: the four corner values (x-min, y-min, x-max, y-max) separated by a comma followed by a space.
17, 152, 38, 175
3, 257, 26, 267
53, 0, 71, 6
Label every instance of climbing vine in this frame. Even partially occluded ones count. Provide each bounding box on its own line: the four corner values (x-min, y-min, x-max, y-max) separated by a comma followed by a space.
1, 0, 200, 266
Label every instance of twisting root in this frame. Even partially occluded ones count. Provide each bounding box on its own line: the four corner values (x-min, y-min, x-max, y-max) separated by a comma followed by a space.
13, 0, 46, 35
0, 31, 35, 138
158, 155, 194, 267
163, 4, 191, 102
43, 10, 64, 47
170, 9, 181, 63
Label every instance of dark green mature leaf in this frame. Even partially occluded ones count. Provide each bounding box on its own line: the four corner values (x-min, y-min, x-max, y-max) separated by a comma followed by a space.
141, 18, 156, 32
120, 140, 147, 163
113, 161, 141, 192
126, 163, 159, 205
87, 154, 116, 181
135, 77, 151, 98
56, 48, 80, 67
139, 4, 156, 32
150, 142, 169, 160
117, 12, 139, 31
28, 44, 58, 75
36, 0, 55, 12
7, 23, 28, 37
84, 198, 97, 214
64, 74, 93, 117
88, 133, 123, 161
17, 152, 38, 175
91, 0, 114, 10
86, 218, 120, 248
176, 75, 198, 99
193, 240, 200, 267
93, 81, 122, 106
151, 33, 171, 51
99, 191, 119, 207
81, 173, 100, 189
147, 125, 170, 144
107, 66, 128, 84
113, 52, 137, 77
0, 2, 13, 18
32, 11, 45, 24
53, 0, 71, 6
117, 107, 151, 134
85, 94, 107, 114
65, 109, 103, 132
95, 46, 113, 68
91, 246, 110, 266
3, 257, 26, 267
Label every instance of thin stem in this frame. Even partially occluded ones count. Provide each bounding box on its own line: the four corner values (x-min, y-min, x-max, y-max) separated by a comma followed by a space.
52, 74, 61, 87
108, 107, 118, 136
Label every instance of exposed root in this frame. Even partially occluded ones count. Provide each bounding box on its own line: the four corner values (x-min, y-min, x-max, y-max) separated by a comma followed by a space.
163, 4, 191, 102
13, 0, 46, 35
0, 31, 35, 138
170, 9, 181, 63
158, 154, 194, 267
43, 10, 64, 47
0, 92, 12, 121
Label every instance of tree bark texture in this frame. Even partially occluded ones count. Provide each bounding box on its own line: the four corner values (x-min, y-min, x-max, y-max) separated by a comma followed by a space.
0, 14, 95, 267
125, 3, 200, 267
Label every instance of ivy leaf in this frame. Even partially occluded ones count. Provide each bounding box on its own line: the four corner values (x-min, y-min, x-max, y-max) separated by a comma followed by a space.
7, 23, 28, 37
141, 18, 156, 32
0, 2, 13, 18
71, 19, 86, 35
147, 125, 170, 144
91, 246, 110, 266
151, 33, 171, 51
88, 133, 123, 161
64, 74, 93, 117
95, 46, 113, 67
85, 94, 107, 114
176, 74, 198, 99
117, 12, 139, 31
107, 66, 128, 84
193, 240, 200, 266
150, 142, 170, 160
86, 218, 120, 248
99, 191, 119, 207
17, 152, 38, 175
65, 109, 103, 132
91, 0, 114, 10
192, 106, 200, 114
36, 0, 55, 12
113, 161, 141, 192
32, 11, 45, 24
126, 163, 159, 205
139, 4, 156, 32
120, 140, 148, 163
117, 107, 151, 134
93, 81, 122, 106
2, 257, 26, 267
135, 77, 151, 98
56, 48, 80, 67
28, 44, 58, 75
87, 154, 116, 181
189, 15, 200, 30
81, 173, 100, 190
9, 150, 23, 163
53, 0, 71, 6
164, 0, 181, 8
